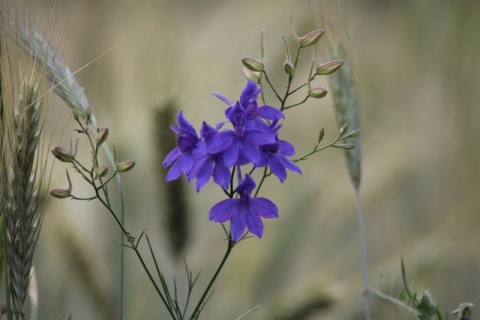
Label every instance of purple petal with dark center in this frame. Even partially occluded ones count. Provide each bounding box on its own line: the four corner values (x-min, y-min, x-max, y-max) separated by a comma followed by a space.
178, 134, 198, 153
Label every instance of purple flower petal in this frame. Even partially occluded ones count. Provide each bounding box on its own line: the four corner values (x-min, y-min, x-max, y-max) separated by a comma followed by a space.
278, 154, 302, 175
268, 155, 287, 182
195, 159, 213, 192
163, 147, 181, 167
211, 92, 234, 106
250, 197, 279, 219
244, 128, 276, 145
209, 199, 240, 223
258, 106, 285, 120
223, 141, 240, 168
240, 81, 261, 107
166, 155, 186, 181
246, 209, 264, 238
177, 111, 197, 137
207, 130, 235, 154
230, 208, 247, 242
278, 140, 296, 156
212, 158, 231, 190
240, 140, 260, 165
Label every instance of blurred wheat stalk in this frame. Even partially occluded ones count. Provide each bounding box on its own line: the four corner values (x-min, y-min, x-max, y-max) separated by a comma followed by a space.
313, 0, 369, 319
0, 1, 55, 318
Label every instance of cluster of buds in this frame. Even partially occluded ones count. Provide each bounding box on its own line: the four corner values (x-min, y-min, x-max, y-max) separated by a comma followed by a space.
50, 107, 135, 199
242, 15, 343, 102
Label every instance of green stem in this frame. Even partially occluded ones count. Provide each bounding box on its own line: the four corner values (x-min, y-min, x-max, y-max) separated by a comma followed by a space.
188, 240, 234, 320
354, 186, 371, 320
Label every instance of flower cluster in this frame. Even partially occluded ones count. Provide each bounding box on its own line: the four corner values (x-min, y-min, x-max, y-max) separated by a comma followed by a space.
163, 80, 301, 242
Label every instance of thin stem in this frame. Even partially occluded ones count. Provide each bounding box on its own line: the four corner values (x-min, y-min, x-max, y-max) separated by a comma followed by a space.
189, 240, 234, 320
354, 186, 371, 320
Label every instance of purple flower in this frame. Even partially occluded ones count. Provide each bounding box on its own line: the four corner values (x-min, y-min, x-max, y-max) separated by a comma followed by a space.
212, 81, 284, 129
209, 175, 278, 242
162, 111, 199, 181
207, 102, 276, 167
189, 122, 231, 191
258, 123, 302, 182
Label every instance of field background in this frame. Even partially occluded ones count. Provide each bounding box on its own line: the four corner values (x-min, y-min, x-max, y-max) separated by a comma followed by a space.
27, 0, 480, 319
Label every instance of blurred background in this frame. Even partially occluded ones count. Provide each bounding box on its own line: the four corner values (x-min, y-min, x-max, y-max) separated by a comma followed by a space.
17, 0, 480, 319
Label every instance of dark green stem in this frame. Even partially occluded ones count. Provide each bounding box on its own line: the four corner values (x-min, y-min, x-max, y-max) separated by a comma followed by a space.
188, 240, 234, 320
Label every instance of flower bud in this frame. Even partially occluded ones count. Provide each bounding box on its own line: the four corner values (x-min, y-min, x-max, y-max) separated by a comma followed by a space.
95, 128, 109, 146
52, 146, 73, 162
316, 60, 343, 75
308, 87, 328, 99
85, 106, 92, 124
333, 143, 355, 150
299, 29, 325, 47
241, 57, 264, 72
73, 109, 81, 122
50, 169, 72, 199
242, 67, 262, 83
96, 166, 108, 178
116, 160, 135, 172
284, 60, 293, 74
50, 188, 71, 199
343, 130, 360, 139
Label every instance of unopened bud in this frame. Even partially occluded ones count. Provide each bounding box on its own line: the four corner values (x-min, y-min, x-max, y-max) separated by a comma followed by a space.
73, 109, 81, 122
333, 143, 355, 150
242, 57, 264, 72
96, 166, 108, 178
308, 87, 328, 99
299, 29, 324, 47
52, 146, 73, 162
340, 122, 349, 134
243, 67, 262, 83
316, 60, 343, 75
343, 130, 360, 139
116, 160, 135, 172
95, 128, 109, 146
50, 188, 71, 199
318, 128, 325, 143
85, 106, 92, 124
284, 60, 293, 74
50, 169, 72, 199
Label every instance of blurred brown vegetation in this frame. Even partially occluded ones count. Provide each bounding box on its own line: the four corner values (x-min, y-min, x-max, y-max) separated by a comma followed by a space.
26, 0, 480, 319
